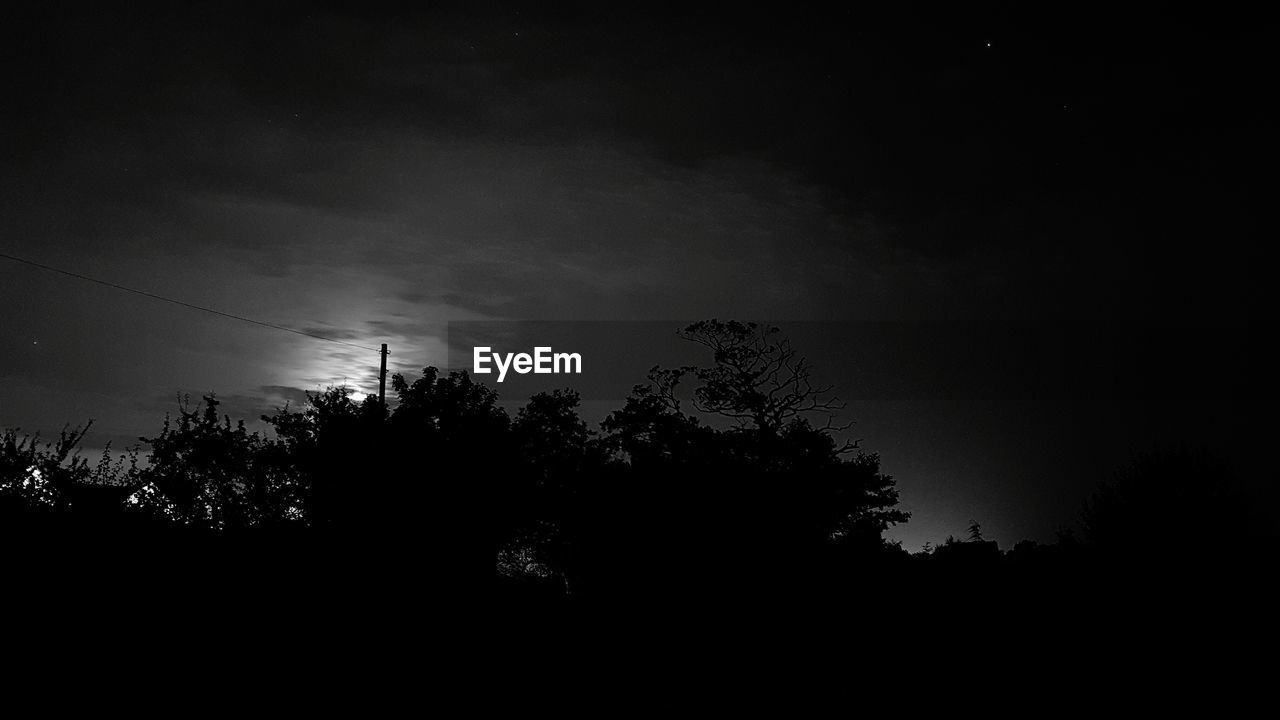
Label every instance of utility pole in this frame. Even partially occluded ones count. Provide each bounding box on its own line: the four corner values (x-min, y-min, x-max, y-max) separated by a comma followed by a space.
379, 343, 389, 410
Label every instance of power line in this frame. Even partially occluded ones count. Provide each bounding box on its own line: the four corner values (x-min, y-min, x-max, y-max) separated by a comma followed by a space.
0, 251, 381, 353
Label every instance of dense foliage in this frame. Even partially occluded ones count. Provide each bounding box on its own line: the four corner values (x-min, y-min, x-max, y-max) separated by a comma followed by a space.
0, 321, 1254, 605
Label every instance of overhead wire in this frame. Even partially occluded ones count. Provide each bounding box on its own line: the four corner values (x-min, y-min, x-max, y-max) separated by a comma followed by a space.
0, 251, 381, 353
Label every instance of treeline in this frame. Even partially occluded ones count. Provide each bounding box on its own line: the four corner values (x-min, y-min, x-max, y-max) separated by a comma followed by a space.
0, 321, 1258, 613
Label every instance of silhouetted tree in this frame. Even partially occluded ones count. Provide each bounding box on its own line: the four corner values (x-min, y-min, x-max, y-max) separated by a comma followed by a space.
497, 389, 598, 579
599, 375, 722, 470
658, 320, 908, 544
1, 423, 93, 512
513, 389, 593, 481
387, 367, 517, 587
262, 385, 381, 530
569, 320, 909, 599
666, 320, 854, 442
131, 394, 302, 531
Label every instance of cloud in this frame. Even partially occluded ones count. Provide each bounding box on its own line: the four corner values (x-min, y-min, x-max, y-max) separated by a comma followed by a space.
258, 385, 313, 408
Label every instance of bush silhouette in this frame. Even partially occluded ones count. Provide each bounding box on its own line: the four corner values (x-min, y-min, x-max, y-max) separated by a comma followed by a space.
4, 319, 1257, 624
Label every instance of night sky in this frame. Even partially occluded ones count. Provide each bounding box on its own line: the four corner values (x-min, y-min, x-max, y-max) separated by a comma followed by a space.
1, 4, 1266, 549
